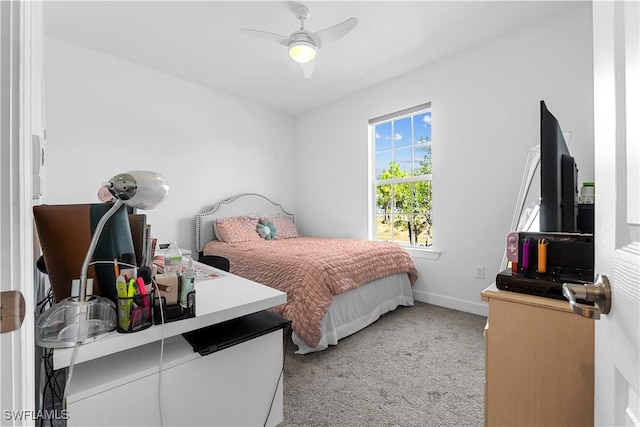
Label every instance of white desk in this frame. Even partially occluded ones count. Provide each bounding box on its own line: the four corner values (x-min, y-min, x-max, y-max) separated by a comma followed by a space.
59, 265, 287, 426
53, 264, 286, 370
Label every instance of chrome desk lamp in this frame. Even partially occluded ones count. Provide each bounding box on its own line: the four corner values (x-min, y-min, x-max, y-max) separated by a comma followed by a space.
36, 171, 169, 348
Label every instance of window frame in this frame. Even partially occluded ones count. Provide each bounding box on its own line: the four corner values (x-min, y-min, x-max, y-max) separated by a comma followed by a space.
369, 102, 435, 251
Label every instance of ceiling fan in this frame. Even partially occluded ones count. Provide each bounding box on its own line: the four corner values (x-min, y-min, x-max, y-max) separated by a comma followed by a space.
239, 4, 358, 79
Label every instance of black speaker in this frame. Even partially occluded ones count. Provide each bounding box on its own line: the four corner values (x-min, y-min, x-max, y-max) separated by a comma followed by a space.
577, 204, 594, 234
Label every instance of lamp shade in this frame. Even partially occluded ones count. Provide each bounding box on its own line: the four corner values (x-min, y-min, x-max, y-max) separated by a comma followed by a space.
107, 170, 169, 210
288, 41, 316, 64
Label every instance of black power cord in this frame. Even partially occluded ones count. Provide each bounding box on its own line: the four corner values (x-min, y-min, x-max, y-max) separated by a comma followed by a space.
37, 289, 65, 427
39, 348, 66, 427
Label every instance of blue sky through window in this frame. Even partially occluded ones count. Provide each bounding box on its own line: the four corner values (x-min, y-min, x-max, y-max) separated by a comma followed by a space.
374, 111, 431, 178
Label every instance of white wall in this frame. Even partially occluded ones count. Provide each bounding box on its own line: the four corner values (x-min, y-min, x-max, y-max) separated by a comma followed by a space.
43, 37, 296, 252
43, 5, 594, 317
293, 5, 594, 315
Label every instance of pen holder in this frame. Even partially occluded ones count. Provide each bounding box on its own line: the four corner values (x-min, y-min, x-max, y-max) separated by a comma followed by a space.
117, 291, 154, 333
153, 290, 196, 324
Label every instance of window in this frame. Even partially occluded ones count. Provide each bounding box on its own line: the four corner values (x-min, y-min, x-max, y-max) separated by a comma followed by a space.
370, 103, 432, 247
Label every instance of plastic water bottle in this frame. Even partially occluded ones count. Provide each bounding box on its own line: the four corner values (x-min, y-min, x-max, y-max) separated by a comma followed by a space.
164, 242, 182, 273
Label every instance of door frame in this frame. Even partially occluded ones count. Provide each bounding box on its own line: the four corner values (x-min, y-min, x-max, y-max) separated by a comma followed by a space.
1, 0, 41, 423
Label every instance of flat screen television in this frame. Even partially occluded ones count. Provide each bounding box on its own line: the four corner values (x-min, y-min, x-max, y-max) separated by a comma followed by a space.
539, 100, 578, 233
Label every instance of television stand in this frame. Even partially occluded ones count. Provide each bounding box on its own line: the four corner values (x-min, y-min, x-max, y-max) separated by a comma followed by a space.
481, 283, 593, 426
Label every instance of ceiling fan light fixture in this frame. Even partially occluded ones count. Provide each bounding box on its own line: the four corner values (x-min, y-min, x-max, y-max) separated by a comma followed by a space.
288, 41, 316, 64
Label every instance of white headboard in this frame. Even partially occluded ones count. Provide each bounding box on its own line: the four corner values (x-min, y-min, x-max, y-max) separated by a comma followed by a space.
195, 193, 295, 253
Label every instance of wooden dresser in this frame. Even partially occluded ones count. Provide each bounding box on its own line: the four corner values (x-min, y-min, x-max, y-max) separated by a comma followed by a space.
481, 283, 594, 426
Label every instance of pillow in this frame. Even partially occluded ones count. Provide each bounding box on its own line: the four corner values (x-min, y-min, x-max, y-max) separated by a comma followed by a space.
213, 213, 258, 241
213, 223, 223, 241
262, 216, 299, 239
214, 216, 261, 243
256, 220, 276, 240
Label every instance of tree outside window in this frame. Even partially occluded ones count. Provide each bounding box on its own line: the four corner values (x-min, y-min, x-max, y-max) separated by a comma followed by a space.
372, 106, 432, 247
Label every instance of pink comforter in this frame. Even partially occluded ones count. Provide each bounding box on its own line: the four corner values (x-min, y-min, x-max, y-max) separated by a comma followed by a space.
203, 237, 418, 348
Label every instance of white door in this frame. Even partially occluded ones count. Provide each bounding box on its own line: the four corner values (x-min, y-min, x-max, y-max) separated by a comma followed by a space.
592, 1, 640, 426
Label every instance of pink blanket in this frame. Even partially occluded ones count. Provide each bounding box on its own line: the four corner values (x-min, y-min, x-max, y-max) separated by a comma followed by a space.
203, 237, 418, 348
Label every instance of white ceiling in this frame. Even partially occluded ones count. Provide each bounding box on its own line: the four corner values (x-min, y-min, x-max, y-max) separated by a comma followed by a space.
43, 1, 586, 116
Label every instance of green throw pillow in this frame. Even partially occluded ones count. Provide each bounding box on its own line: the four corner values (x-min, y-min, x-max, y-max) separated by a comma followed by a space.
256, 220, 276, 240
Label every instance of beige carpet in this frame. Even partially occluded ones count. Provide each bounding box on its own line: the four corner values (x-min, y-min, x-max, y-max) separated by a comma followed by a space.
281, 302, 487, 427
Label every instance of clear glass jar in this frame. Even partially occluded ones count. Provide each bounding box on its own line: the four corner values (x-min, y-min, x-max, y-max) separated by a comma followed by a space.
579, 182, 595, 204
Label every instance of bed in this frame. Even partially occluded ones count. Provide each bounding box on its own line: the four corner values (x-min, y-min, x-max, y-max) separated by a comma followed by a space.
195, 193, 418, 354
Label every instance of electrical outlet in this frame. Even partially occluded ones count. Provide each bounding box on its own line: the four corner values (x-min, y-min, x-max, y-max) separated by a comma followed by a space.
474, 265, 485, 279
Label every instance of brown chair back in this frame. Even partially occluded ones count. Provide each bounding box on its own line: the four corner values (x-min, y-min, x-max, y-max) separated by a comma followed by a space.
33, 203, 135, 303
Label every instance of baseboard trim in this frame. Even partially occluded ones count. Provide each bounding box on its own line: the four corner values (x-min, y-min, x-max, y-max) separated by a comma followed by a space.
412, 289, 488, 317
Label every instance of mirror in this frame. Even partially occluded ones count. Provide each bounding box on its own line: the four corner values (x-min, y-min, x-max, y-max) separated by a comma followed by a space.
501, 145, 541, 270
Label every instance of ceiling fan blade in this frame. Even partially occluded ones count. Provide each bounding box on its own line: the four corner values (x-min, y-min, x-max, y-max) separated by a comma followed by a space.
239, 28, 291, 47
301, 60, 315, 79
311, 17, 357, 48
